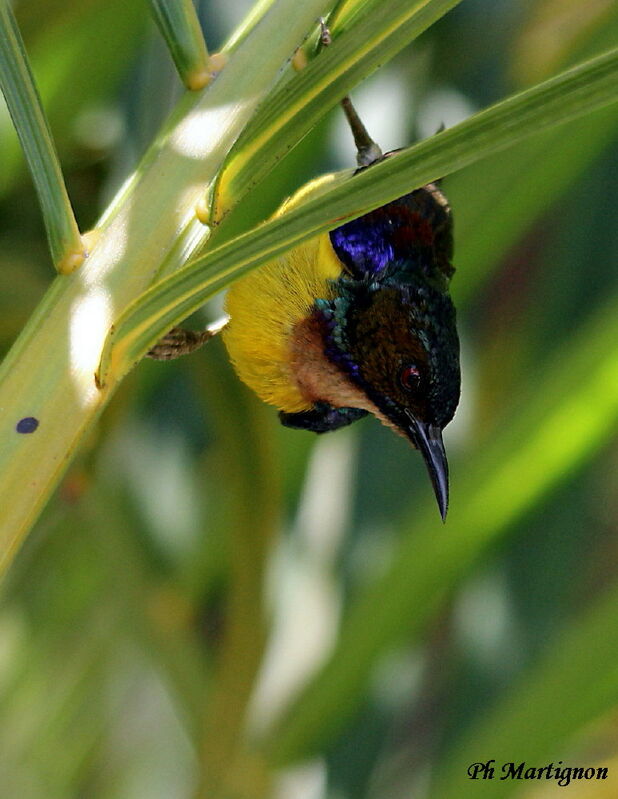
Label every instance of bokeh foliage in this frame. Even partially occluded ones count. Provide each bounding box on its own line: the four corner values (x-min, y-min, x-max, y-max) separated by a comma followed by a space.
0, 1, 617, 798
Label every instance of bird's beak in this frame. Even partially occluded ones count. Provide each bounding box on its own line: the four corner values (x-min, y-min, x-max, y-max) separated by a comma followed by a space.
406, 414, 449, 522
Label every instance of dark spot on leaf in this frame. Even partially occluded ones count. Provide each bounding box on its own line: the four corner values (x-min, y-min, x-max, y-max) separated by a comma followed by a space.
16, 416, 39, 434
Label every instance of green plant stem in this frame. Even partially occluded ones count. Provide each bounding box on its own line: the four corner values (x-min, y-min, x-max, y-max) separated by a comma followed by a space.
0, 0, 84, 272
98, 46, 618, 387
150, 0, 210, 90
222, 0, 277, 51
212, 0, 463, 220
0, 0, 333, 575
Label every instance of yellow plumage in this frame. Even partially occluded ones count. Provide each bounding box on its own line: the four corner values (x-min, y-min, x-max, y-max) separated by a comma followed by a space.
223, 232, 343, 412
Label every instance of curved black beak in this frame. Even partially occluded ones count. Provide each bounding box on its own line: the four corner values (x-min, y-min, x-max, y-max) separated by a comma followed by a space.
406, 414, 449, 521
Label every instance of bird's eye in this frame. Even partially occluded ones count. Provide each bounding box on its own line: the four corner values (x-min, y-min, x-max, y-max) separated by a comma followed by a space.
400, 364, 421, 391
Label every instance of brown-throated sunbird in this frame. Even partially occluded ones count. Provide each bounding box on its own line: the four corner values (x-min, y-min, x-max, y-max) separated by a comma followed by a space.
148, 41, 461, 519
222, 91, 460, 520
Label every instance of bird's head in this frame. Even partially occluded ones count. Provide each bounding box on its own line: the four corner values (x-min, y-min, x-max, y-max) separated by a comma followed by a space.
315, 280, 460, 519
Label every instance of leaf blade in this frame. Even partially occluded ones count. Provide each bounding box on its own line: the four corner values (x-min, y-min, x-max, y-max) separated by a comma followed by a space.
212, 0, 464, 219
99, 46, 618, 384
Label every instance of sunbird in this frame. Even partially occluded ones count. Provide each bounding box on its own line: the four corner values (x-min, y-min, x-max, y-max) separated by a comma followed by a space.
149, 42, 461, 519
222, 98, 461, 519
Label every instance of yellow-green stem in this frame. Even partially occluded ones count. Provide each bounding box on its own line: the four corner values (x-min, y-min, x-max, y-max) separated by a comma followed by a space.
0, 0, 332, 575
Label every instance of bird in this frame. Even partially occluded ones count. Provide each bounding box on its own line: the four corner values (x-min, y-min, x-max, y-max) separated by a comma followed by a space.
147, 25, 461, 519
222, 84, 461, 520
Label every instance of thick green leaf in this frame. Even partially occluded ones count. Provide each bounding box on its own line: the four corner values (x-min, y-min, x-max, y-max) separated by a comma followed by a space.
451, 107, 618, 305
450, 9, 618, 305
222, 0, 277, 50
212, 0, 463, 219
98, 46, 618, 385
0, 0, 334, 572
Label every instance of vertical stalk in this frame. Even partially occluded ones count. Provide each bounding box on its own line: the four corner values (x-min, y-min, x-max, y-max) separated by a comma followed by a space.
0, 0, 333, 575
0, 0, 85, 272
150, 0, 211, 90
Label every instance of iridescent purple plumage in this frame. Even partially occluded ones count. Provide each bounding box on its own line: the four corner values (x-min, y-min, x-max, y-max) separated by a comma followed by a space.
329, 192, 443, 282
329, 207, 396, 276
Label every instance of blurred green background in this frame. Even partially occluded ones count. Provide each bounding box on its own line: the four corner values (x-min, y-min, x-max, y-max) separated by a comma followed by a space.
1, 1, 617, 797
